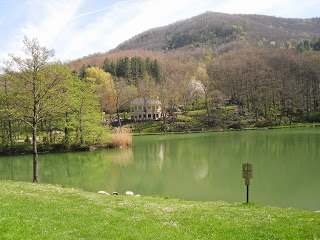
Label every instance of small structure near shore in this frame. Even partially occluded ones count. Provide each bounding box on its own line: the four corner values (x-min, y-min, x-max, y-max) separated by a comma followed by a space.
131, 97, 162, 120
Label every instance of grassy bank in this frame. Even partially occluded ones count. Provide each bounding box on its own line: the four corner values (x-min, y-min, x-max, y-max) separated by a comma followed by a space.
113, 105, 320, 135
0, 181, 319, 239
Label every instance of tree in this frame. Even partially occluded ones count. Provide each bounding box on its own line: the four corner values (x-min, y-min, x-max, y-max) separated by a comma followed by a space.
116, 57, 131, 82
196, 64, 213, 125
131, 56, 145, 86
68, 75, 109, 145
4, 37, 71, 182
107, 77, 137, 126
85, 67, 114, 112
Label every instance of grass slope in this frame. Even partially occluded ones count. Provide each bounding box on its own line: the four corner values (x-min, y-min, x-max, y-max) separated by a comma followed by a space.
0, 181, 319, 239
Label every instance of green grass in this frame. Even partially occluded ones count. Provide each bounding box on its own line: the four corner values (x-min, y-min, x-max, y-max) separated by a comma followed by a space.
0, 181, 319, 239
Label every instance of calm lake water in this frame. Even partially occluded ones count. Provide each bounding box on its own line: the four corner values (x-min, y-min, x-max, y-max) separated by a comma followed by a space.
1, 128, 319, 210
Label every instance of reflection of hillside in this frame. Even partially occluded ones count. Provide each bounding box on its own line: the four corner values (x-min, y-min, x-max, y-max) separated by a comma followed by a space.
124, 135, 211, 198
1, 128, 320, 209
122, 129, 320, 209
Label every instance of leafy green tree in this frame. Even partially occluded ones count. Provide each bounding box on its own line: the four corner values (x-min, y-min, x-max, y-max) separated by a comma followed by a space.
4, 37, 71, 182
68, 75, 109, 145
85, 67, 114, 112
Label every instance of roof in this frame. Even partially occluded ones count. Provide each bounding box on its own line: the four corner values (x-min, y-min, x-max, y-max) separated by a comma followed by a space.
132, 97, 161, 105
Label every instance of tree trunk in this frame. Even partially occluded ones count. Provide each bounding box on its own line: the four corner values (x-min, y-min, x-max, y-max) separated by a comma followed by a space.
278, 111, 282, 126
205, 95, 210, 126
32, 124, 39, 183
117, 109, 121, 127
306, 92, 310, 121
65, 111, 69, 144
8, 120, 13, 145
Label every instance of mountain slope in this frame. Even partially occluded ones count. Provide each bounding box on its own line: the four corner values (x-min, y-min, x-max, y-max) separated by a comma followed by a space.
114, 12, 320, 52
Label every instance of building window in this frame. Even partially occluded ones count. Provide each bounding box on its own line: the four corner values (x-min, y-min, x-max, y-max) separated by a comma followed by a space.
148, 114, 151, 118
139, 106, 142, 110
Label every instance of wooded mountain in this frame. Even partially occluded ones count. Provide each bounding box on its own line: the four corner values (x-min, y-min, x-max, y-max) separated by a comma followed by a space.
114, 12, 320, 53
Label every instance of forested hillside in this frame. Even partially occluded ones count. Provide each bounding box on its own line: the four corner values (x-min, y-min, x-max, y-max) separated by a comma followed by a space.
115, 12, 320, 53
65, 11, 320, 133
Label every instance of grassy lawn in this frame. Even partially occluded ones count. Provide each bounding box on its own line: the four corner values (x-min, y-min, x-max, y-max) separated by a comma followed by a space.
0, 181, 319, 239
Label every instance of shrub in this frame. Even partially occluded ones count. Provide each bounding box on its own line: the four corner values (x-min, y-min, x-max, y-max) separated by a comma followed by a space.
309, 111, 320, 122
108, 127, 132, 148
0, 143, 32, 154
254, 120, 278, 127
228, 122, 243, 129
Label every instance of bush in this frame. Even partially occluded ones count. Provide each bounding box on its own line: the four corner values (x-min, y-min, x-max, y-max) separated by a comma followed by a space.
254, 120, 278, 127
108, 127, 132, 148
0, 143, 32, 154
228, 122, 243, 129
309, 111, 320, 122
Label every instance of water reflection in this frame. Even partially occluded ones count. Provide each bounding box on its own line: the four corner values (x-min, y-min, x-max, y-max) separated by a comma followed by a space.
0, 128, 319, 210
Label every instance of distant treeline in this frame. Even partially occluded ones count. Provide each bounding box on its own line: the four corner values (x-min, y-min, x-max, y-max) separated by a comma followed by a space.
207, 48, 320, 124
297, 36, 320, 52
79, 56, 163, 86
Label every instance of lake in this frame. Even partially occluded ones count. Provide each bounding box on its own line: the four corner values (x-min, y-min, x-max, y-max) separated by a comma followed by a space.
0, 128, 319, 210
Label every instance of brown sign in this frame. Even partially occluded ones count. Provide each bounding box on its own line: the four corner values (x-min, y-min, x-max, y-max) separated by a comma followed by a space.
245, 178, 250, 185
242, 163, 253, 185
242, 163, 253, 179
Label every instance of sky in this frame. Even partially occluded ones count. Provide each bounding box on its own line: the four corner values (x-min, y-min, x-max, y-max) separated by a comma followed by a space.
0, 0, 319, 62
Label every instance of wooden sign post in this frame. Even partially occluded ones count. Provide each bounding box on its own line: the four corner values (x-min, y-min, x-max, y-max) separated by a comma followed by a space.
242, 163, 253, 203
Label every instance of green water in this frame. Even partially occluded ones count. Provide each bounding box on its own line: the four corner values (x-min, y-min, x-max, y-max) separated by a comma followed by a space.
0, 128, 319, 210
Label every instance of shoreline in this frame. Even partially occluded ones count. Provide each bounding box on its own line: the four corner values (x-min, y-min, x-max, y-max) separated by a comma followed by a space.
0, 180, 319, 239
1, 123, 319, 156
132, 122, 320, 136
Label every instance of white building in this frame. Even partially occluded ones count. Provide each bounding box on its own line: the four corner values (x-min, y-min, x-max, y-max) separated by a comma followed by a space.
132, 97, 162, 120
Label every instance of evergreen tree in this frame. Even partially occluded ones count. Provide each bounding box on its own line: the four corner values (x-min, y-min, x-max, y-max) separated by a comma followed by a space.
79, 64, 87, 79
151, 59, 163, 84
109, 62, 117, 76
131, 56, 145, 86
116, 57, 131, 83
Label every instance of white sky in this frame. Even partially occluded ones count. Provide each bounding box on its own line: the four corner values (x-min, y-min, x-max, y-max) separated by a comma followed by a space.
0, 0, 319, 61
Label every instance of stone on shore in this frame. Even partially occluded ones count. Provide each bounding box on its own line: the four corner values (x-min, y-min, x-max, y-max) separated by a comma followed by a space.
125, 191, 134, 196
98, 191, 110, 195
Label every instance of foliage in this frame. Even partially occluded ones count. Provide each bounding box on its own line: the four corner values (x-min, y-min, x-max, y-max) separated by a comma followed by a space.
102, 56, 163, 86
309, 111, 320, 122
115, 12, 320, 52
0, 39, 110, 161
206, 48, 320, 124
297, 36, 320, 52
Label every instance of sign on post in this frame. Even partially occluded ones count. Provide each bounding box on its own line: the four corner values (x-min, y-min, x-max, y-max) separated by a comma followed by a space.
242, 163, 253, 203
242, 163, 253, 184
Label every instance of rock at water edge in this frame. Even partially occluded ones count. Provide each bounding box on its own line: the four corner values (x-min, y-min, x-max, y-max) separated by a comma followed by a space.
98, 191, 110, 195
125, 191, 134, 196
